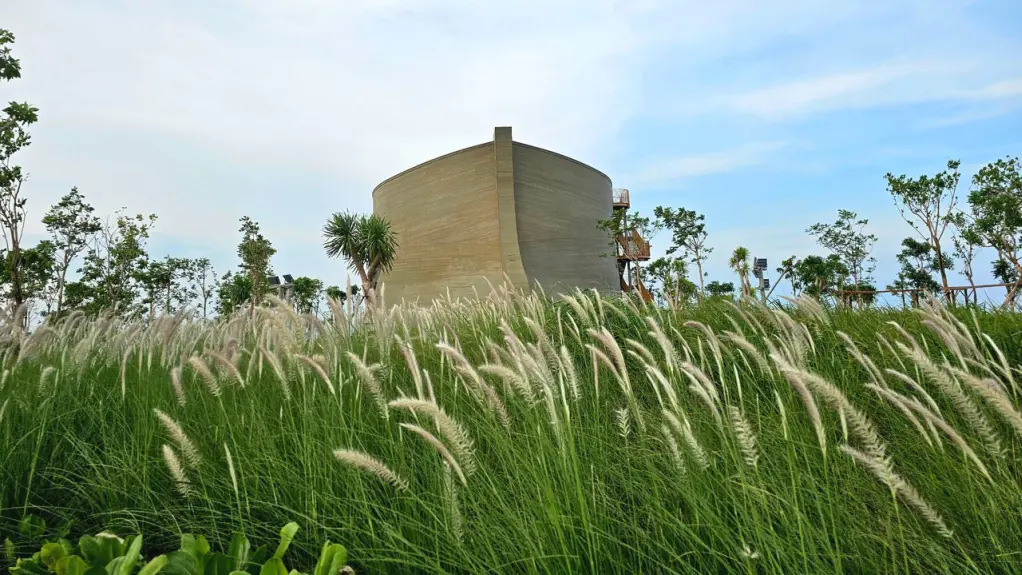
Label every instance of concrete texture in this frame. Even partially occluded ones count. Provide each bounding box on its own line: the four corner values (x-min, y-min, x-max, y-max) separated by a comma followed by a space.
372, 127, 619, 304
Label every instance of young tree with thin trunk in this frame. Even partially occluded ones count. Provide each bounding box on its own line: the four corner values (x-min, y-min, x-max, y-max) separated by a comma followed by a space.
322, 211, 397, 308
653, 206, 712, 300
0, 29, 40, 315
807, 209, 877, 307
729, 246, 752, 298
41, 187, 102, 316
885, 160, 961, 303
237, 216, 276, 318
960, 155, 1022, 308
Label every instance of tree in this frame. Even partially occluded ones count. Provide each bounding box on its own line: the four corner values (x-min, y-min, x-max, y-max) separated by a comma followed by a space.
645, 256, 696, 306
807, 210, 877, 307
705, 280, 735, 298
215, 271, 252, 316
653, 206, 711, 299
960, 155, 1022, 307
138, 256, 195, 318
65, 210, 157, 316
992, 259, 1019, 307
788, 254, 848, 299
0, 239, 54, 324
885, 160, 961, 302
184, 257, 217, 319
322, 211, 397, 308
325, 285, 346, 303
0, 29, 40, 314
887, 237, 943, 306
237, 216, 276, 317
291, 276, 324, 315
951, 217, 979, 300
41, 187, 102, 315
728, 246, 752, 298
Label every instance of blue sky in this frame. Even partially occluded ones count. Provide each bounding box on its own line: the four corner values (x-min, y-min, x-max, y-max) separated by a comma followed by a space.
6, 0, 1022, 305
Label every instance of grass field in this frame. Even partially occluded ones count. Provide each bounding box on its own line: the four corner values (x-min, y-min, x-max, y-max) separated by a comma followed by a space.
2, 288, 1022, 574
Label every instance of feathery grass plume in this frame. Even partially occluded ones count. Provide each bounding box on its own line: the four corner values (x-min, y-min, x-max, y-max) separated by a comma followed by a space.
587, 327, 645, 430
399, 423, 468, 487
333, 448, 409, 492
615, 407, 631, 438
118, 346, 132, 400
728, 405, 759, 469
389, 397, 476, 476
800, 367, 888, 460
770, 353, 827, 457
836, 331, 884, 387
684, 320, 723, 372
205, 350, 245, 388
979, 333, 1018, 397
37, 365, 56, 396
645, 316, 680, 377
897, 341, 1003, 458
663, 409, 710, 470
0, 398, 8, 424
186, 355, 221, 397
867, 384, 935, 447
884, 368, 943, 415
153, 408, 202, 468
660, 424, 686, 473
839, 444, 952, 539
773, 389, 789, 440
170, 366, 186, 406
644, 362, 679, 413
870, 384, 992, 482
161, 444, 192, 498
295, 354, 335, 395
347, 351, 389, 419
224, 442, 239, 500
723, 331, 772, 377
443, 463, 464, 545
395, 334, 424, 400
947, 365, 1022, 440
558, 345, 581, 400
478, 363, 536, 403
442, 341, 515, 429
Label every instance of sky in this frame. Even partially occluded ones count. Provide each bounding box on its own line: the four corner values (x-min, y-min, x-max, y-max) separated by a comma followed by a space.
5, 0, 1022, 307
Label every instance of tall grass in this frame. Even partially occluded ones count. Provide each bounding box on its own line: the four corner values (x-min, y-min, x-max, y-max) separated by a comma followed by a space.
1, 288, 1021, 574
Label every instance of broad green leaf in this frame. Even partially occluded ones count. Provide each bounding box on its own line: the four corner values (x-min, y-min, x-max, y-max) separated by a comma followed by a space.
41, 542, 68, 569
5, 537, 16, 563
180, 535, 210, 566
79, 537, 119, 567
138, 555, 169, 575
313, 543, 347, 575
161, 551, 197, 575
61, 555, 89, 575
11, 558, 50, 575
202, 553, 234, 575
227, 532, 250, 572
271, 524, 299, 561
258, 558, 288, 575
116, 535, 143, 575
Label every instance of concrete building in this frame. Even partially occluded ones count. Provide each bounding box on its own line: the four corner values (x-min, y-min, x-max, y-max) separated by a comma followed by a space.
373, 127, 649, 304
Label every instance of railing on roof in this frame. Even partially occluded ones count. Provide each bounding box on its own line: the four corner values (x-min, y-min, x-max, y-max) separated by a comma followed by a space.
612, 188, 630, 208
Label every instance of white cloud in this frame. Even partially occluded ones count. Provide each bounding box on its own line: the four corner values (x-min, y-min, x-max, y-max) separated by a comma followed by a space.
630, 141, 788, 185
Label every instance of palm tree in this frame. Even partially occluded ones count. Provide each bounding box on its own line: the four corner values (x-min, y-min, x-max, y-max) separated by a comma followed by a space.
729, 246, 752, 298
322, 211, 398, 308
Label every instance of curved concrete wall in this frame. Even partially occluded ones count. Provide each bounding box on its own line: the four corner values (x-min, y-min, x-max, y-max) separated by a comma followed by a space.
372, 127, 618, 304
512, 143, 619, 296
